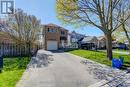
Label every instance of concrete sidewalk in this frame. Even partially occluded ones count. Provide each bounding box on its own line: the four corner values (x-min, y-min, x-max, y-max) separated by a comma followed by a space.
112, 51, 129, 55
99, 50, 130, 55
16, 50, 100, 87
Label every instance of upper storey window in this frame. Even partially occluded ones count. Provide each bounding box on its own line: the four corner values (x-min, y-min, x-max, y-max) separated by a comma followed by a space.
47, 28, 56, 33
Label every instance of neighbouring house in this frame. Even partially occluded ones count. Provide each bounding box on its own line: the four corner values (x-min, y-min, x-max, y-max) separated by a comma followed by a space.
111, 36, 128, 49
124, 40, 129, 45
97, 36, 106, 49
36, 33, 44, 44
112, 40, 118, 48
43, 23, 68, 50
67, 31, 85, 48
0, 20, 39, 56
0, 21, 15, 56
112, 41, 128, 50
80, 36, 98, 50
0, 20, 13, 43
0, 31, 13, 43
35, 25, 44, 49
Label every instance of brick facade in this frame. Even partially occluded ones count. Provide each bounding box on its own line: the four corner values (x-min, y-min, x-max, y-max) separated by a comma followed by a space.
43, 24, 68, 50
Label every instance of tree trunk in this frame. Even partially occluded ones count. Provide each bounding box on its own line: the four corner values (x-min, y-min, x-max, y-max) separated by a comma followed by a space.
106, 33, 113, 60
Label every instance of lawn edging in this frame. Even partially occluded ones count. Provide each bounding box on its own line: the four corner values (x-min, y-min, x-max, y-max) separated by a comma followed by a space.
67, 53, 110, 68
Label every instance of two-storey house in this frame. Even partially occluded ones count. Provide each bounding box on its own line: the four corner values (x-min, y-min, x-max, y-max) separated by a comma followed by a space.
43, 24, 68, 50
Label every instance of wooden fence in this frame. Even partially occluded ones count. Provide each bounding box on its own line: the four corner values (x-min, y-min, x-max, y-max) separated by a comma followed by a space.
0, 43, 43, 57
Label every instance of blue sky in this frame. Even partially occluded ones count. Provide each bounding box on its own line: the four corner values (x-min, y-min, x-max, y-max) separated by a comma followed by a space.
15, 0, 103, 36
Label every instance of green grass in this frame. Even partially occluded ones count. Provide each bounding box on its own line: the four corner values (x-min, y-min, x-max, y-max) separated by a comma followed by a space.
0, 57, 30, 87
68, 49, 130, 67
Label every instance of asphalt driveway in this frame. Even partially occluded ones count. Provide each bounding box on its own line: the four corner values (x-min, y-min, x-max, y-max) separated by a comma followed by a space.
16, 50, 99, 87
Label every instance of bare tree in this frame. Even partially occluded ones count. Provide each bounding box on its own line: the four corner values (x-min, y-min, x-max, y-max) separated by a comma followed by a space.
56, 0, 130, 60
113, 0, 130, 50
119, 0, 130, 47
122, 20, 130, 47
1, 9, 41, 56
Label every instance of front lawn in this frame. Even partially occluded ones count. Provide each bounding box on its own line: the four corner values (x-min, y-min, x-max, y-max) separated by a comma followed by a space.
68, 49, 130, 67
0, 57, 30, 87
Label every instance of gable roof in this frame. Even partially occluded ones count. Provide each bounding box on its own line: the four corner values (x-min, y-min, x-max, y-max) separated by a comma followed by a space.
71, 31, 85, 36
97, 36, 106, 41
82, 36, 98, 43
43, 23, 68, 31
82, 36, 94, 41
45, 23, 60, 27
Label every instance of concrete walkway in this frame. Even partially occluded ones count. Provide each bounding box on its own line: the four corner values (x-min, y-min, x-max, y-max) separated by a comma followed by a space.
16, 51, 99, 87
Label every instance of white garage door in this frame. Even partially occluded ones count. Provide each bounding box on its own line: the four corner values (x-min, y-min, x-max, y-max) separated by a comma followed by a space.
47, 41, 58, 50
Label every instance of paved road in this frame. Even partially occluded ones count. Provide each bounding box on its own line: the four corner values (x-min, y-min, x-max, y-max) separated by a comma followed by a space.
99, 50, 129, 55
112, 51, 129, 55
16, 51, 99, 87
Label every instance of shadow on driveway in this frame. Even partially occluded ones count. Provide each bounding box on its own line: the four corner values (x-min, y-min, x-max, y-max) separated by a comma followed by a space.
27, 52, 54, 69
